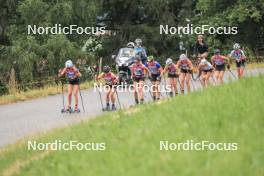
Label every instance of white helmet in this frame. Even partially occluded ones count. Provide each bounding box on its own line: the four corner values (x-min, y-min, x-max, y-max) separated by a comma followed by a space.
179, 54, 187, 60
233, 43, 240, 50
201, 59, 207, 64
127, 42, 135, 48
65, 60, 73, 68
166, 58, 173, 65
135, 38, 142, 46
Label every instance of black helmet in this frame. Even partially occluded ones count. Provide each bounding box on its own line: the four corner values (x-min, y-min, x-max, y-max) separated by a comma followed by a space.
103, 65, 110, 73
214, 49, 220, 54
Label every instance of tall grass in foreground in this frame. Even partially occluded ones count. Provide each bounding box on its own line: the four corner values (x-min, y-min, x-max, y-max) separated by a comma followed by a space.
0, 76, 264, 176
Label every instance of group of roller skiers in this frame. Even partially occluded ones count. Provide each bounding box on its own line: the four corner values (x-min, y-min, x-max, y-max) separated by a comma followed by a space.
58, 35, 247, 112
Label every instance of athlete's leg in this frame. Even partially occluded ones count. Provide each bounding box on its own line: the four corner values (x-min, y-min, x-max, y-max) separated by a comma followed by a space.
72, 84, 79, 109
138, 80, 144, 103
219, 71, 225, 84
185, 73, 191, 93
240, 67, 244, 78
201, 72, 206, 87
214, 71, 220, 84
156, 81, 161, 99
168, 78, 173, 96
109, 88, 116, 104
172, 78, 178, 95
133, 81, 139, 103
179, 73, 185, 93
67, 84, 73, 108
151, 80, 156, 100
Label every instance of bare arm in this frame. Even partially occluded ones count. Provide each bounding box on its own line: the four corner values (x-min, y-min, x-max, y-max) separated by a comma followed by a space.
58, 68, 66, 77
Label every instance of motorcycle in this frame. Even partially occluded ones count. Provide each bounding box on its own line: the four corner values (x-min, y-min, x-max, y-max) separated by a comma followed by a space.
112, 47, 135, 85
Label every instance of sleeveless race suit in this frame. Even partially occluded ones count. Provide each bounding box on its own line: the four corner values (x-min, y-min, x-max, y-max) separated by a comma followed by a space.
230, 49, 246, 68
147, 61, 161, 81
213, 55, 226, 71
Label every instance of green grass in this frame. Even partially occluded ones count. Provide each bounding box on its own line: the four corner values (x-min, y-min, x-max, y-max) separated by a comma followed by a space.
1, 76, 264, 176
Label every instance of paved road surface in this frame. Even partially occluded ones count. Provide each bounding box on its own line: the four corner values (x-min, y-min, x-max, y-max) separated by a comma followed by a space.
0, 68, 263, 148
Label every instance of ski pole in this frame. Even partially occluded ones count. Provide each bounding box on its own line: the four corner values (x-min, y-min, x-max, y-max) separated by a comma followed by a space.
210, 75, 216, 85
78, 82, 85, 112
61, 80, 65, 110
114, 87, 122, 109
96, 84, 104, 111
177, 77, 184, 94
228, 69, 237, 79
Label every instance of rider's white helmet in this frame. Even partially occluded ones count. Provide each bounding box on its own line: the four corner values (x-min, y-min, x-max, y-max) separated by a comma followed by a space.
166, 58, 173, 65
135, 38, 142, 46
65, 60, 73, 68
233, 43, 240, 50
127, 42, 135, 48
179, 54, 187, 60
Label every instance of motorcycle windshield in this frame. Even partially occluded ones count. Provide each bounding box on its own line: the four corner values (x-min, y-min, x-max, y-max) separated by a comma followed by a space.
118, 48, 135, 59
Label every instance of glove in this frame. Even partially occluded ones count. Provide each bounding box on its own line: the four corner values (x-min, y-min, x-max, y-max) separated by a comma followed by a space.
227, 64, 230, 70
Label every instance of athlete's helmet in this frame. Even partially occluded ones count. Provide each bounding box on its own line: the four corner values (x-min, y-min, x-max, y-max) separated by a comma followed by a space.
179, 54, 187, 60
65, 60, 73, 68
201, 59, 207, 64
147, 55, 154, 61
127, 42, 135, 48
233, 43, 240, 50
214, 49, 220, 54
166, 58, 173, 65
103, 65, 110, 73
135, 38, 142, 46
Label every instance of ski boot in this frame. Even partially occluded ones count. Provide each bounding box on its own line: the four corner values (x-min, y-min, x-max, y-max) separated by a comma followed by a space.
66, 106, 72, 113
74, 105, 80, 113
181, 89, 184, 95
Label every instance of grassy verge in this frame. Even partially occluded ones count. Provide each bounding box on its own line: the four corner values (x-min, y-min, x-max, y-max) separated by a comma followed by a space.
0, 81, 94, 105
1, 75, 264, 176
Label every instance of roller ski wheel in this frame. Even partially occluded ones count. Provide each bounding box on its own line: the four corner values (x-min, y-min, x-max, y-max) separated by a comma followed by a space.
61, 107, 72, 113
61, 108, 66, 113
73, 108, 80, 113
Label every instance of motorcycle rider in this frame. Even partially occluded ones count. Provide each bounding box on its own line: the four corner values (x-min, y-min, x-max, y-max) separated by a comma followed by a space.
134, 38, 147, 65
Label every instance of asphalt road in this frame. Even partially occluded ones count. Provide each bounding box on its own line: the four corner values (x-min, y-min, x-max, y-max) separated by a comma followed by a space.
0, 68, 263, 148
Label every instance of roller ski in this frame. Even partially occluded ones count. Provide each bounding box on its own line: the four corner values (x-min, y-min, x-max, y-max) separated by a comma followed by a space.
61, 105, 80, 114
72, 105, 81, 113
102, 104, 110, 111
61, 106, 72, 113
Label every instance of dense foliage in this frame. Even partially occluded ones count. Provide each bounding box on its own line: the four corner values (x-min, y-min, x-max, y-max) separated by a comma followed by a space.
0, 0, 264, 94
